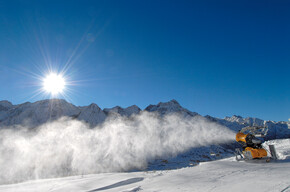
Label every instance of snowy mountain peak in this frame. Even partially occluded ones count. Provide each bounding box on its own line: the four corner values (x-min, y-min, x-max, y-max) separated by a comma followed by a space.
0, 99, 80, 127
103, 106, 122, 114
170, 99, 179, 104
146, 100, 180, 111
158, 99, 180, 107
225, 115, 244, 123
78, 103, 105, 126
124, 105, 141, 116
87, 103, 102, 110
225, 115, 264, 126
104, 105, 141, 117
0, 100, 13, 110
145, 99, 198, 117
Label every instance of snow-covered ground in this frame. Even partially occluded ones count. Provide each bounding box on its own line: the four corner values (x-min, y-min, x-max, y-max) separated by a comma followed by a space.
1, 139, 289, 192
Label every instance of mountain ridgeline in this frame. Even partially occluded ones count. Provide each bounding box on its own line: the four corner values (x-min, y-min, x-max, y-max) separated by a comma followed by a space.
0, 99, 289, 140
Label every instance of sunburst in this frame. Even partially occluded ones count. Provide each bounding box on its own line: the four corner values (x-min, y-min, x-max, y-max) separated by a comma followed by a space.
42, 73, 66, 96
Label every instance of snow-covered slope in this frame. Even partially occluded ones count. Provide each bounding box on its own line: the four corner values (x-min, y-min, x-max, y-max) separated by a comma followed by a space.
0, 99, 289, 191
1, 139, 289, 192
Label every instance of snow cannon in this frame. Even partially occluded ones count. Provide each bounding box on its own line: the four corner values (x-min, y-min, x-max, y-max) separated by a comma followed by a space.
235, 126, 278, 162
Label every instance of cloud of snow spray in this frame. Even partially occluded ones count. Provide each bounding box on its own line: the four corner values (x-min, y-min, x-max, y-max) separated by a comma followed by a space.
0, 112, 235, 184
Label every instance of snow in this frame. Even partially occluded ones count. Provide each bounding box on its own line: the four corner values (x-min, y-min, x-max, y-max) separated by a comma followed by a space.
265, 139, 290, 160
0, 98, 289, 191
0, 139, 289, 192
0, 114, 235, 185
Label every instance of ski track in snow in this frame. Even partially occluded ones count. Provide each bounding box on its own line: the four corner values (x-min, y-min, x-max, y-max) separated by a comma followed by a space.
0, 139, 289, 192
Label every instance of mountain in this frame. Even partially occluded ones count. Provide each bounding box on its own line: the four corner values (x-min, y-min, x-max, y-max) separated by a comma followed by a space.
0, 100, 13, 122
0, 99, 80, 127
145, 99, 199, 117
0, 99, 289, 140
77, 103, 106, 126
104, 105, 141, 117
205, 115, 290, 140
0, 100, 13, 110
0, 99, 197, 128
224, 115, 264, 126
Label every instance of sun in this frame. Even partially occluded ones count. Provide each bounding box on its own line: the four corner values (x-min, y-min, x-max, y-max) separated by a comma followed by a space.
42, 73, 66, 95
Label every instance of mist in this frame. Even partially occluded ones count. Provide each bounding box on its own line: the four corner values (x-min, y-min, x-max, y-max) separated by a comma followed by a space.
0, 112, 235, 184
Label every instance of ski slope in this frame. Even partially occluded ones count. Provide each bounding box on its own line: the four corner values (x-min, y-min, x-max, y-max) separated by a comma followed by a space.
0, 139, 289, 192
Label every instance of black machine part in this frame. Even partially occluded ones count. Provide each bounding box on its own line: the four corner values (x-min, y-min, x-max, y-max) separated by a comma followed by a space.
269, 145, 278, 160
245, 134, 263, 149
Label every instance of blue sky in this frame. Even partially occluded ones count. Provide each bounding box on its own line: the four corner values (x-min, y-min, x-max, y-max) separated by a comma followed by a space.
0, 0, 289, 121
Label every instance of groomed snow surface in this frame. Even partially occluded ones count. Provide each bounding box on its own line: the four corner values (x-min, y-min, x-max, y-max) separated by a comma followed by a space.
0, 139, 289, 192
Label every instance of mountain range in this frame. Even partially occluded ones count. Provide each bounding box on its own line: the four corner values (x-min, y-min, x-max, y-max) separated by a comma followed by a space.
0, 99, 289, 139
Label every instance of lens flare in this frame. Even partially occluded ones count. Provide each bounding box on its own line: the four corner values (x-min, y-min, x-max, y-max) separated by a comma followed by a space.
43, 73, 66, 95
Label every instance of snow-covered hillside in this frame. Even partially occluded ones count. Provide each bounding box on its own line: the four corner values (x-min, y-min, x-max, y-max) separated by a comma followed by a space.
0, 139, 289, 192
0, 99, 289, 191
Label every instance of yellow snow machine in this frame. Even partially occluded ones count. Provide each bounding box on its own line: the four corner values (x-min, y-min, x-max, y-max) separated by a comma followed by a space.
235, 126, 277, 162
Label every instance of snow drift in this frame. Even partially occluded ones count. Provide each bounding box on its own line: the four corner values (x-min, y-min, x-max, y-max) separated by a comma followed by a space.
0, 112, 235, 184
